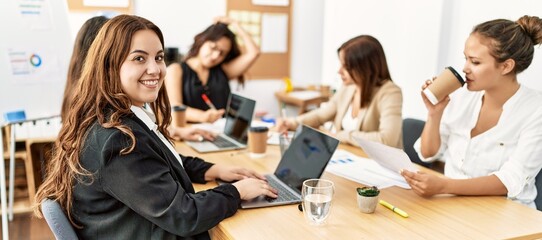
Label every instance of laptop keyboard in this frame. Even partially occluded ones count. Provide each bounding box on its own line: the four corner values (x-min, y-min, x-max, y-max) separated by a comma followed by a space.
265, 177, 299, 202
211, 135, 238, 148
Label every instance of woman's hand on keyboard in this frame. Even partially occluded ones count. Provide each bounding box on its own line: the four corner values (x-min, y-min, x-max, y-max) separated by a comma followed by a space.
215, 165, 266, 182
233, 178, 278, 200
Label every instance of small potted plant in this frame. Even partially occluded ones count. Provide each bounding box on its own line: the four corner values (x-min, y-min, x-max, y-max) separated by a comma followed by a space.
356, 186, 380, 213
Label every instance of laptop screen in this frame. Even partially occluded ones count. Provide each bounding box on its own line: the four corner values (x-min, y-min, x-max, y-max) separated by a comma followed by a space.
223, 94, 255, 144
274, 125, 339, 194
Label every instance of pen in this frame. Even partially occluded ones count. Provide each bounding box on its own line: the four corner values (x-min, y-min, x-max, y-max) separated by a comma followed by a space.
379, 200, 409, 218
201, 94, 216, 110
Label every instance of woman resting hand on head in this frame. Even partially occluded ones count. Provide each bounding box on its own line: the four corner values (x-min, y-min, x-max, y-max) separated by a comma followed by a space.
165, 16, 260, 123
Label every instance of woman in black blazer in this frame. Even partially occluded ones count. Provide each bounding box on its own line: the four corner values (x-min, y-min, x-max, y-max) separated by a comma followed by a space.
34, 15, 277, 239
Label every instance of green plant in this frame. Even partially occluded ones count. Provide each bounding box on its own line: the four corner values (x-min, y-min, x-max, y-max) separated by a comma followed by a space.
357, 186, 380, 197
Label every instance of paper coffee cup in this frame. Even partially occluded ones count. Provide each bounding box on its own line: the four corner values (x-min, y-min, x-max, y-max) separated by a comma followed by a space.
423, 66, 465, 105
248, 126, 269, 158
172, 105, 187, 127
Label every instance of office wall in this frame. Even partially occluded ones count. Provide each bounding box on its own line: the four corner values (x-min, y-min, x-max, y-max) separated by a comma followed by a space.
438, 0, 542, 95
67, 1, 542, 120
322, 0, 542, 120
134, 0, 225, 53
322, 0, 445, 120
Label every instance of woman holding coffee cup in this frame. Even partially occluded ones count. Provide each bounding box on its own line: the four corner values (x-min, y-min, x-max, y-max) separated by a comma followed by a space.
402, 16, 542, 208
275, 35, 403, 148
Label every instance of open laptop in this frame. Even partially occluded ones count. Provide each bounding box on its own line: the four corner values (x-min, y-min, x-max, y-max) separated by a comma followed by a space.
186, 93, 256, 153
239, 125, 339, 208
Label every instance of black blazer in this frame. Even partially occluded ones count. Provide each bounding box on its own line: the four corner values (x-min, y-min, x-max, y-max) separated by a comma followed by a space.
72, 113, 241, 239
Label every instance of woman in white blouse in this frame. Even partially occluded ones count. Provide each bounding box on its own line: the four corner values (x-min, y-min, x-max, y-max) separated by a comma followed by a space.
401, 15, 542, 208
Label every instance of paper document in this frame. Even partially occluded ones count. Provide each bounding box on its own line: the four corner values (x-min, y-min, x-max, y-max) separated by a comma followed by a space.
353, 136, 418, 173
288, 91, 321, 100
266, 131, 294, 145
191, 118, 226, 133
325, 149, 410, 189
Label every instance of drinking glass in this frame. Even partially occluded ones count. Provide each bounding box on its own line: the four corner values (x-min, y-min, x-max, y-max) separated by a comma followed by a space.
278, 133, 291, 156
302, 179, 334, 225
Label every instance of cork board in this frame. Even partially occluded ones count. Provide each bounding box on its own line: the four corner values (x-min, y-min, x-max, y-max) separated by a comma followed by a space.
227, 0, 292, 79
67, 0, 133, 13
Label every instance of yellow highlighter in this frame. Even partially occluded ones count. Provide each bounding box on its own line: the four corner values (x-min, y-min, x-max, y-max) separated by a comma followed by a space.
379, 200, 409, 218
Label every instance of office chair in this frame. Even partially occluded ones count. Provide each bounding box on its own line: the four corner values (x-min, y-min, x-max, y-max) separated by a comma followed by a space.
402, 118, 432, 168
535, 170, 542, 211
42, 199, 79, 240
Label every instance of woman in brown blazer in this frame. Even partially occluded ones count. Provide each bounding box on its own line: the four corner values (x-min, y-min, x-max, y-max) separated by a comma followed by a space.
276, 35, 403, 148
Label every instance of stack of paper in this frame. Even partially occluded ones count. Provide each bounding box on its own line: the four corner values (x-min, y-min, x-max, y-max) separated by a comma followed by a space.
325, 149, 411, 189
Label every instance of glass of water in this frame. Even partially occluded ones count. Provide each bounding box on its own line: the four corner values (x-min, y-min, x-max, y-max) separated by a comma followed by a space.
302, 179, 334, 225
278, 133, 291, 156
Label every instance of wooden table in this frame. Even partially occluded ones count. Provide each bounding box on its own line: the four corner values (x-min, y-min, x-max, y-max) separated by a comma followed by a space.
175, 142, 542, 240
275, 90, 330, 115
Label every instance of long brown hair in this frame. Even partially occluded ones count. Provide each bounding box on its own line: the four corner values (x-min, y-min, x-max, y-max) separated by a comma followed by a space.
185, 23, 245, 84
472, 15, 542, 74
338, 35, 392, 108
61, 16, 109, 121
34, 15, 172, 225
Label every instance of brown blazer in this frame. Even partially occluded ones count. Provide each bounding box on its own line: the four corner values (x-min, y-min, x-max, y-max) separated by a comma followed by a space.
295, 80, 403, 148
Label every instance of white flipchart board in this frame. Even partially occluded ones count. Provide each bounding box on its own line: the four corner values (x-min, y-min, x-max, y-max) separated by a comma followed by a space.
0, 0, 72, 124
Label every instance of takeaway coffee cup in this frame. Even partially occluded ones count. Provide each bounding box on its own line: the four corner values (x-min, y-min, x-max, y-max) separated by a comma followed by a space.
423, 66, 465, 105
172, 105, 187, 127
248, 126, 269, 158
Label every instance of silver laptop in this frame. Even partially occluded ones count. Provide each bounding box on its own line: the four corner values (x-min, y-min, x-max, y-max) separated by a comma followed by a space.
238, 125, 339, 209
186, 94, 256, 153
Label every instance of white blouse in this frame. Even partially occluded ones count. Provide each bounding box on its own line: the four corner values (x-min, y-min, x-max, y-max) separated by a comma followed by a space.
341, 105, 358, 132
414, 85, 542, 208
131, 105, 184, 168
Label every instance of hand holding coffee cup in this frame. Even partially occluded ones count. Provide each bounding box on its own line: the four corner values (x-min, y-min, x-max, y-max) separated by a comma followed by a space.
422, 67, 465, 105
248, 126, 269, 158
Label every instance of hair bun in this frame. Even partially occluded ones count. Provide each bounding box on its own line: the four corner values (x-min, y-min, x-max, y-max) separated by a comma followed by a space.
517, 15, 542, 45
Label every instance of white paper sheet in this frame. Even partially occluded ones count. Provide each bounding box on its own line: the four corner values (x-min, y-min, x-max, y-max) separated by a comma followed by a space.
353, 136, 418, 173
288, 91, 321, 100
252, 0, 289, 7
325, 149, 411, 189
261, 13, 288, 53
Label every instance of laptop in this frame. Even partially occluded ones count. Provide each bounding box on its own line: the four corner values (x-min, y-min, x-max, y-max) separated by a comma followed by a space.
186, 93, 256, 153
238, 125, 339, 209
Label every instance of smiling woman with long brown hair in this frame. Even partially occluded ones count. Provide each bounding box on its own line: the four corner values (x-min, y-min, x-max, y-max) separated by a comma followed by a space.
33, 14, 276, 239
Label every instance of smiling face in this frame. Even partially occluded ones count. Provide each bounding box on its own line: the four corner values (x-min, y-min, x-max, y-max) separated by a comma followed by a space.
198, 37, 232, 68
337, 50, 354, 85
119, 29, 166, 107
462, 33, 504, 92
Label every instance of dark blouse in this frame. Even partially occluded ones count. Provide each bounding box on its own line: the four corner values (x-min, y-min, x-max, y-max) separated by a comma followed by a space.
181, 62, 231, 110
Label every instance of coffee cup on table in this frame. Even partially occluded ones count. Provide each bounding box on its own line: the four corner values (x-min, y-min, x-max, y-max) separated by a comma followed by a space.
423, 66, 465, 105
248, 126, 269, 158
172, 105, 187, 127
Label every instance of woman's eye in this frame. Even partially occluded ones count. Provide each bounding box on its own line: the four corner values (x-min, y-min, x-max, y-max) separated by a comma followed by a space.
133, 56, 145, 62
156, 55, 164, 61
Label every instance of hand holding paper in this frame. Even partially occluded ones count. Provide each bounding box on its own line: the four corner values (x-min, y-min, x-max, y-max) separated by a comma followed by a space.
353, 136, 418, 173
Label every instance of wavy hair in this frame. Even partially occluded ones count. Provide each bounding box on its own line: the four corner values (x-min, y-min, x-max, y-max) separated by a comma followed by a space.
34, 15, 172, 226
61, 16, 109, 121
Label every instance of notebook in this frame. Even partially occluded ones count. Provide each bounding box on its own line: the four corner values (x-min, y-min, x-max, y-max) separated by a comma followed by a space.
186, 93, 256, 153
238, 125, 339, 209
